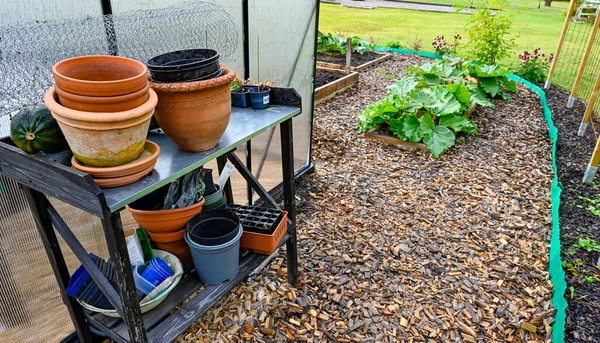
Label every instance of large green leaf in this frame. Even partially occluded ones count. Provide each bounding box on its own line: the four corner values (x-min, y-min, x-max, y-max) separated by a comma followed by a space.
423, 125, 456, 158
389, 117, 408, 140
388, 77, 419, 98
402, 115, 423, 143
439, 114, 477, 134
467, 84, 495, 108
470, 64, 513, 78
419, 113, 435, 134
478, 77, 500, 98
501, 77, 517, 93
356, 97, 399, 133
421, 87, 462, 116
445, 83, 472, 108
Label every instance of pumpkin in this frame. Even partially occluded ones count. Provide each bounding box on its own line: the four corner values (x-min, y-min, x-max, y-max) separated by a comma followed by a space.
10, 104, 69, 154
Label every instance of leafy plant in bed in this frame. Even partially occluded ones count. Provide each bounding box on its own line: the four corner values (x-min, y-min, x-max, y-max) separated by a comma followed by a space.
357, 57, 516, 158
317, 32, 375, 56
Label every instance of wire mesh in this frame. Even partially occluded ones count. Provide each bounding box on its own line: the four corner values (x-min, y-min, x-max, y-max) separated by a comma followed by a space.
552, 19, 595, 90
0, 0, 238, 121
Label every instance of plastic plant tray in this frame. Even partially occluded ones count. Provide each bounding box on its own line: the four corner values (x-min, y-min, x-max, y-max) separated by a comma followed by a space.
227, 204, 282, 235
228, 204, 288, 255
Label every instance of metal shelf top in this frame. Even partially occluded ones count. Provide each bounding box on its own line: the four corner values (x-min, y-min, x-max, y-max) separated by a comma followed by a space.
104, 105, 300, 212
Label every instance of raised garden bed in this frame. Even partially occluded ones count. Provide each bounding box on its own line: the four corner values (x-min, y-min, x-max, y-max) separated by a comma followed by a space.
316, 51, 392, 72
314, 69, 359, 104
364, 103, 478, 150
547, 86, 600, 342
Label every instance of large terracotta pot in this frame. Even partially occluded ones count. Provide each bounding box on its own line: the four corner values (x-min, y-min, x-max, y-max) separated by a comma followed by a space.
55, 83, 150, 112
53, 55, 148, 96
44, 87, 157, 167
150, 66, 236, 152
126, 198, 206, 232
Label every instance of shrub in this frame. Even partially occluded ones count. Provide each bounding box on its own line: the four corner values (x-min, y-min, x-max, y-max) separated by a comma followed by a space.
464, 0, 515, 64
386, 40, 405, 49
517, 49, 554, 84
432, 34, 461, 56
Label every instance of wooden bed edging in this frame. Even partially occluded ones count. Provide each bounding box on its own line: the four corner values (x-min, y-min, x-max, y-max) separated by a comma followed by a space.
316, 52, 392, 72
314, 71, 359, 105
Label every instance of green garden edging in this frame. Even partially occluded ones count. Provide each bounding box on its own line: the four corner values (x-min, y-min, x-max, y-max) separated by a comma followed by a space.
374, 46, 567, 342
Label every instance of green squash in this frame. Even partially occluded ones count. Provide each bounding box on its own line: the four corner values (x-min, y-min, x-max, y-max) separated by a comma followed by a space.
10, 104, 69, 154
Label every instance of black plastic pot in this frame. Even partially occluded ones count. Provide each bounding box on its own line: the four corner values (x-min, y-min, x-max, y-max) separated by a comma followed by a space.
187, 210, 240, 246
148, 49, 219, 70
248, 88, 271, 109
149, 65, 222, 83
203, 168, 217, 196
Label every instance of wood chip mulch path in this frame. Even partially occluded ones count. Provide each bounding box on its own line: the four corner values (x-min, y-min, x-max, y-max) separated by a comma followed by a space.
178, 54, 555, 343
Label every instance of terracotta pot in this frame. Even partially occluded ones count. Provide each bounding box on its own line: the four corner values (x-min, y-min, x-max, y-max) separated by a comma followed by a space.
44, 87, 157, 167
150, 66, 235, 152
126, 198, 205, 232
53, 55, 148, 96
153, 240, 191, 263
55, 83, 150, 112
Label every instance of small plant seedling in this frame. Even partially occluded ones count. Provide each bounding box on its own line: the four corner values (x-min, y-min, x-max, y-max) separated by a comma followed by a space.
575, 237, 600, 253
263, 222, 269, 229
584, 275, 594, 283
578, 195, 600, 216
569, 286, 575, 299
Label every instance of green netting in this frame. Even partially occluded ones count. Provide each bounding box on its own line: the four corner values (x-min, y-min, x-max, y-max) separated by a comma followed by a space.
375, 47, 567, 343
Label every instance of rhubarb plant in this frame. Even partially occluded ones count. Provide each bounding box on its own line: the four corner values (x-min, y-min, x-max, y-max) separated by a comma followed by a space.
357, 58, 515, 158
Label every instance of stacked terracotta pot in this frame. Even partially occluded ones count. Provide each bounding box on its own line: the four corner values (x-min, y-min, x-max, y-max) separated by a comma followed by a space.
147, 49, 235, 152
44, 55, 159, 187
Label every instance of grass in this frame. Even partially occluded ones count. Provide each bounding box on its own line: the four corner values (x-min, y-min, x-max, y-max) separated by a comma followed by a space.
319, 0, 590, 90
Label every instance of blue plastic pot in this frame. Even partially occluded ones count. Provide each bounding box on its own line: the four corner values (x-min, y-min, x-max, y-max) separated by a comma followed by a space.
248, 88, 270, 109
133, 264, 157, 295
140, 257, 174, 286
185, 224, 242, 285
231, 89, 251, 107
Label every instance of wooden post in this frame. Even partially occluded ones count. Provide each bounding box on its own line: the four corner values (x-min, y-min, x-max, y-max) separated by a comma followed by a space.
346, 37, 352, 74
545, 0, 578, 89
583, 136, 600, 183
569, 14, 600, 107
578, 69, 600, 136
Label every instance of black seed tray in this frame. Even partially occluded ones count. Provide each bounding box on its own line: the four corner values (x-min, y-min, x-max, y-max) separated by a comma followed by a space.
227, 204, 283, 235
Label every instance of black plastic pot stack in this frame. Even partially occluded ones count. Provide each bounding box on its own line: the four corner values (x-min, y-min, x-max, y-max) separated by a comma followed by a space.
148, 49, 221, 83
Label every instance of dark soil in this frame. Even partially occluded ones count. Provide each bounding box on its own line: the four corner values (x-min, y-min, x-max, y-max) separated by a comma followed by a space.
547, 86, 600, 343
315, 69, 345, 88
317, 51, 384, 67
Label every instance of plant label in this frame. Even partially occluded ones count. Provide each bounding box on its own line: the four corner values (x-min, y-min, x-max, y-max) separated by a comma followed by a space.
263, 95, 270, 104
218, 161, 235, 188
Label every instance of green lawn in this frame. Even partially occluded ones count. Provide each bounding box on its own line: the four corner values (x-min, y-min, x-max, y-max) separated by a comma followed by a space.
319, 0, 584, 89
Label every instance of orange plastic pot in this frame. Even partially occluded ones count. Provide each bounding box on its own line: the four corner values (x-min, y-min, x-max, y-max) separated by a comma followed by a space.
150, 66, 235, 152
126, 198, 205, 232
55, 83, 149, 112
44, 88, 157, 167
153, 241, 191, 263
240, 211, 288, 255
53, 55, 148, 96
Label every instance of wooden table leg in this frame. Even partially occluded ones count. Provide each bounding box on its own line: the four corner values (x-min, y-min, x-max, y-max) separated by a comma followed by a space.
280, 118, 298, 287
22, 187, 94, 343
101, 213, 148, 343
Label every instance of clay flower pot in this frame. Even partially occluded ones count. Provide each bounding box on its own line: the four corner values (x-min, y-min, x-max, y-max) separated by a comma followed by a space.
44, 87, 158, 167
126, 198, 206, 232
146, 229, 191, 262
52, 55, 148, 96
55, 83, 150, 112
150, 66, 236, 152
